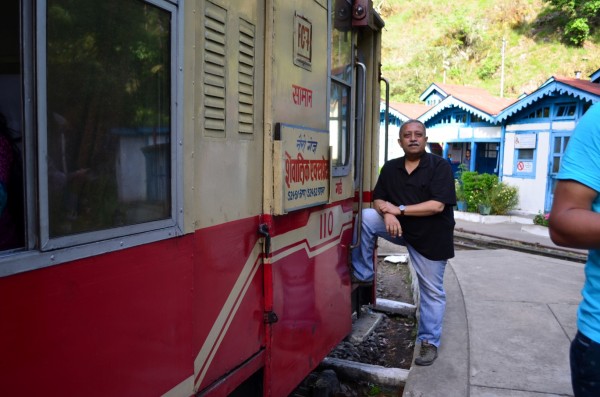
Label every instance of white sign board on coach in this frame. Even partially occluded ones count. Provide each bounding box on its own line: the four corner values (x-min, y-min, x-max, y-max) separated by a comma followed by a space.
275, 124, 329, 213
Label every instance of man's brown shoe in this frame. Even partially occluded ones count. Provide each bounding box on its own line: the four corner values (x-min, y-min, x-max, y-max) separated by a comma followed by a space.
415, 341, 438, 366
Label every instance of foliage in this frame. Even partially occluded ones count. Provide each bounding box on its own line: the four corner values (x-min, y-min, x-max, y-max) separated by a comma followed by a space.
455, 178, 465, 202
477, 53, 501, 80
379, 0, 600, 103
533, 211, 550, 226
544, 0, 600, 46
457, 171, 519, 215
489, 183, 520, 215
565, 17, 591, 46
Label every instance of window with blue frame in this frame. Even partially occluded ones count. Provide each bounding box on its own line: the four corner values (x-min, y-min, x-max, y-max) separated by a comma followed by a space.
555, 102, 576, 119
471, 114, 485, 123
524, 106, 550, 120
513, 133, 536, 178
453, 112, 467, 124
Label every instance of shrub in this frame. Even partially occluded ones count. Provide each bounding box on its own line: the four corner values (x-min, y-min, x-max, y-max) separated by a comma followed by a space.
458, 171, 519, 215
565, 18, 590, 46
490, 183, 519, 215
533, 211, 550, 227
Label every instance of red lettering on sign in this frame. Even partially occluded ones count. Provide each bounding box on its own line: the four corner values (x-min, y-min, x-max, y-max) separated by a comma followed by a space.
298, 24, 311, 51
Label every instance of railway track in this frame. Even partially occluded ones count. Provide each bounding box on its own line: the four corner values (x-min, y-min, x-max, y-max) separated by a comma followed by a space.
454, 230, 588, 263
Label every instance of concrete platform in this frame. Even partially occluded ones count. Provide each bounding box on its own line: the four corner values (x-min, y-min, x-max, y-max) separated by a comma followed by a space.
402, 215, 585, 397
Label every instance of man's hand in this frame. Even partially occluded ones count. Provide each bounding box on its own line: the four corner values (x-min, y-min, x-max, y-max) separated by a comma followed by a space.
378, 201, 399, 216
383, 213, 402, 237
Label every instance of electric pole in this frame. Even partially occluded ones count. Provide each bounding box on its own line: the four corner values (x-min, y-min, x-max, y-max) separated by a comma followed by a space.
500, 37, 506, 98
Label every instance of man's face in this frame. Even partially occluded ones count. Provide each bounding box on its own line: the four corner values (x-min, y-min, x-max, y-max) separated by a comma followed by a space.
398, 122, 427, 156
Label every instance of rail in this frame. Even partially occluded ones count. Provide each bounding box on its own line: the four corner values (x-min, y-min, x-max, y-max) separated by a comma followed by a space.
454, 230, 587, 263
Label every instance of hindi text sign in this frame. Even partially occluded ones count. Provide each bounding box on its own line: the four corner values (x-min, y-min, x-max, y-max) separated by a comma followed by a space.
280, 124, 329, 211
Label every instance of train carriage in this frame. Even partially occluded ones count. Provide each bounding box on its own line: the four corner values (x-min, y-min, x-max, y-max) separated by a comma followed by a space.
0, 0, 385, 395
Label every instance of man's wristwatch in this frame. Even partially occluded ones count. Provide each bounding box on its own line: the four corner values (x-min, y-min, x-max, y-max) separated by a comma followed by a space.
398, 205, 406, 216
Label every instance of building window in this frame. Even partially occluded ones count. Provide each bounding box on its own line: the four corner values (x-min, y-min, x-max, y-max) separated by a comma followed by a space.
513, 133, 536, 178
453, 112, 467, 124
524, 106, 550, 120
555, 103, 576, 119
471, 114, 485, 123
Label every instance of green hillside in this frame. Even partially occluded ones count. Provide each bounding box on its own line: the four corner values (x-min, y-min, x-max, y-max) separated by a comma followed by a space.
377, 0, 600, 103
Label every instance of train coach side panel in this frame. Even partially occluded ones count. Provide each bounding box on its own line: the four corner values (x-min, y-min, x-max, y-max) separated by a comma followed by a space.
0, 237, 195, 397
191, 216, 265, 392
268, 203, 354, 397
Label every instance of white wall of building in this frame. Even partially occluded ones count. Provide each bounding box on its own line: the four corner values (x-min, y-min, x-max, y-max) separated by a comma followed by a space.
502, 130, 550, 214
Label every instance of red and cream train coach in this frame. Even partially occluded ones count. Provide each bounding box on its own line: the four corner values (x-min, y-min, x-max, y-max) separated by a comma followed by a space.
0, 0, 384, 395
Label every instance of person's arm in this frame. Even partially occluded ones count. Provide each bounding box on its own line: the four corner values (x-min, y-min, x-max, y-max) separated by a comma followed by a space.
373, 199, 402, 237
549, 180, 600, 249
378, 199, 445, 217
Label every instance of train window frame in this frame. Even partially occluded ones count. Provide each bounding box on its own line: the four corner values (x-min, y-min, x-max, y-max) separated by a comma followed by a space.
0, 0, 184, 277
329, 1, 354, 178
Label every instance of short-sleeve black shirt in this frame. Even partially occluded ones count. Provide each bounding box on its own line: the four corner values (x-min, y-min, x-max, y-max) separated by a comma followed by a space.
373, 153, 456, 260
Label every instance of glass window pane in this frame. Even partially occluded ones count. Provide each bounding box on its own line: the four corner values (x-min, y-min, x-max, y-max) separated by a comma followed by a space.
330, 81, 350, 167
518, 149, 534, 160
331, 0, 352, 84
46, 0, 171, 238
552, 156, 560, 173
0, 0, 25, 251
553, 137, 561, 154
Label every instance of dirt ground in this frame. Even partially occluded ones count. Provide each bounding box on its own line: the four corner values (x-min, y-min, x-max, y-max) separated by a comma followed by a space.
294, 241, 416, 397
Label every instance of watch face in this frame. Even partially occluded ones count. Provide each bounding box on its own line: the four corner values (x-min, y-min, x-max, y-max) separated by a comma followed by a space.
399, 205, 406, 211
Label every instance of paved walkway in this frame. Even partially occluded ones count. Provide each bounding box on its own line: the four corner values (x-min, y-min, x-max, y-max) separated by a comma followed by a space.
400, 213, 586, 397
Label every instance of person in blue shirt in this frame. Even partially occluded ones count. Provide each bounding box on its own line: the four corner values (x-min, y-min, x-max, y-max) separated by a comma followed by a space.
550, 102, 600, 397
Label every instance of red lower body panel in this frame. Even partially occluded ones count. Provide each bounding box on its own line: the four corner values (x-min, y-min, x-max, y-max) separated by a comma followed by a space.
0, 201, 354, 397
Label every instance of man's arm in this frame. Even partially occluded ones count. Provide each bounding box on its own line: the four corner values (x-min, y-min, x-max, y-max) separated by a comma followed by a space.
549, 180, 600, 249
378, 199, 445, 217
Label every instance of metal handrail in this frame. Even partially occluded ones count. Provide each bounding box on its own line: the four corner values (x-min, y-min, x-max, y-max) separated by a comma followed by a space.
350, 61, 367, 250
380, 75, 390, 162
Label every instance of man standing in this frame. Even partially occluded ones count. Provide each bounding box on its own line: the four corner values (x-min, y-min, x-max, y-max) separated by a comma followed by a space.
351, 119, 456, 366
549, 103, 600, 397
462, 148, 471, 171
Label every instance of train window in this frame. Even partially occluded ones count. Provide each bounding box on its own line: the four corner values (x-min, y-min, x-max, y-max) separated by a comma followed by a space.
39, 0, 175, 248
0, 0, 25, 253
330, 0, 353, 173
330, 82, 351, 167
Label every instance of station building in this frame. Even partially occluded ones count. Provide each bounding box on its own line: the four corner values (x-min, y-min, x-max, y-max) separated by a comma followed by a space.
380, 69, 600, 215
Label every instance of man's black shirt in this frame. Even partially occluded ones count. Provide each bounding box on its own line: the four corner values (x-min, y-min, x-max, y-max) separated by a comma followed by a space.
373, 153, 456, 260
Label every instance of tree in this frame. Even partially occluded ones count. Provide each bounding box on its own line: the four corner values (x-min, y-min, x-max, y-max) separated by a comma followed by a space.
544, 0, 600, 45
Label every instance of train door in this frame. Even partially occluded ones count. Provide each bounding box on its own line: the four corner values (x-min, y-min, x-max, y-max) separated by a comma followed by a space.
262, 1, 383, 396
350, 2, 385, 311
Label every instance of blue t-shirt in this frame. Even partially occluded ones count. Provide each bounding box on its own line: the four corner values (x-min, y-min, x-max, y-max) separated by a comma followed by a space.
557, 102, 600, 343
